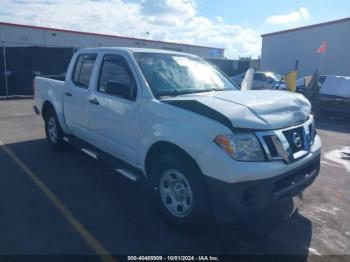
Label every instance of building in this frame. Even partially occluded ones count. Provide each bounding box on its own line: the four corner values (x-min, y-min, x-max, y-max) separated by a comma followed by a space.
0, 22, 224, 58
0, 22, 224, 96
261, 17, 350, 77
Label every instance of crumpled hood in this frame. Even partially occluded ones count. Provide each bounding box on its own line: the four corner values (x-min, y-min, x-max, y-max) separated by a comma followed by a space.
164, 90, 311, 130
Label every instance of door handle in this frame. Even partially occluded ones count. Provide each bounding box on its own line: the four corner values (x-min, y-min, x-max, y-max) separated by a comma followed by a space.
65, 92, 73, 97
89, 98, 100, 105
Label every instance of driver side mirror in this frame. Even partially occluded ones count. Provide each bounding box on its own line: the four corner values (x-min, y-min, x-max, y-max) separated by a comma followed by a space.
105, 80, 131, 99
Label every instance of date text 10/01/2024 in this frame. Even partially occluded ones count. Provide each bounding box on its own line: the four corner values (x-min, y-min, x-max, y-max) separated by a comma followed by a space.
127, 256, 220, 261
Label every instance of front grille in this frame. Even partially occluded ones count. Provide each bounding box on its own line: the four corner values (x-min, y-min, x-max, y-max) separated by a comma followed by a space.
256, 117, 315, 163
283, 126, 304, 153
262, 135, 278, 157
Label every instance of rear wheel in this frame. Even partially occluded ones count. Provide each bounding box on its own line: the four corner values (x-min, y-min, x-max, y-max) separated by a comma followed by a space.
44, 107, 66, 151
150, 154, 212, 229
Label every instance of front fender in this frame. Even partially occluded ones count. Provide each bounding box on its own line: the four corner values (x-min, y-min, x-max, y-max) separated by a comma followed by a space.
140, 120, 214, 172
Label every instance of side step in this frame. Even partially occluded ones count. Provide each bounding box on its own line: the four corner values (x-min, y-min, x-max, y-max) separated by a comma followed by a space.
114, 169, 141, 182
63, 136, 144, 182
81, 148, 98, 159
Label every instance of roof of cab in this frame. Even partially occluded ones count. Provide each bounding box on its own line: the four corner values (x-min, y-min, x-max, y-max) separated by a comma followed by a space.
79, 47, 197, 57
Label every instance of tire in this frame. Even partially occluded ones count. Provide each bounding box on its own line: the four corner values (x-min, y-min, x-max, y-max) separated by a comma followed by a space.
150, 153, 212, 229
44, 107, 66, 151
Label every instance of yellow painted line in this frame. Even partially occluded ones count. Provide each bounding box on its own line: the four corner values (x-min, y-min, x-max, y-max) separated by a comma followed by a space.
0, 140, 115, 262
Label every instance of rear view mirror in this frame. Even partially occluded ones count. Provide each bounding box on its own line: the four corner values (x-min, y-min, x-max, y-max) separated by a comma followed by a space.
105, 80, 130, 98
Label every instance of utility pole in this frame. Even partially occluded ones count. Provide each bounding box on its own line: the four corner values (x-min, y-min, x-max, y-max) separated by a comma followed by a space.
2, 40, 9, 98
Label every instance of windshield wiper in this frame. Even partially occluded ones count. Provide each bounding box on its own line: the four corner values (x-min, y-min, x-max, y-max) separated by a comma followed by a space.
211, 87, 232, 91
157, 88, 234, 98
157, 89, 214, 97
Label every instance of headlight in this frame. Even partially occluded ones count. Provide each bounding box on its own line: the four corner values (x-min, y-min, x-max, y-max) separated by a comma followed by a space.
214, 133, 265, 161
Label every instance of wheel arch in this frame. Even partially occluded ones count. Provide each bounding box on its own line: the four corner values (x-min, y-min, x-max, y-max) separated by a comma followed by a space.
144, 141, 203, 178
41, 99, 70, 134
41, 100, 55, 120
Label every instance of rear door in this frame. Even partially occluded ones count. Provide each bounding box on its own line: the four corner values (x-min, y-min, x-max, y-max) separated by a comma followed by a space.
63, 53, 97, 140
88, 53, 141, 165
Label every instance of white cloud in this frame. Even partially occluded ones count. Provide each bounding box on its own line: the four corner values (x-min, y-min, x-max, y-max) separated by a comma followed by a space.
266, 7, 310, 24
0, 0, 261, 58
140, 0, 196, 26
216, 16, 224, 23
140, 0, 196, 17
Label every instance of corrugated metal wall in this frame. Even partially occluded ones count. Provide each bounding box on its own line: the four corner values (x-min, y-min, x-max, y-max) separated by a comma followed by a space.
261, 19, 350, 77
0, 23, 224, 59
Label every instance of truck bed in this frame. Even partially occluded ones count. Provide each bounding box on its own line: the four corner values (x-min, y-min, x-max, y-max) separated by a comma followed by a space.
33, 76, 65, 118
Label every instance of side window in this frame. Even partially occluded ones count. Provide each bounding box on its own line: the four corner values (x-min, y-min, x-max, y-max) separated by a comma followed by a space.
254, 73, 265, 81
253, 73, 260, 81
73, 56, 83, 83
72, 54, 97, 88
98, 55, 136, 100
266, 77, 274, 83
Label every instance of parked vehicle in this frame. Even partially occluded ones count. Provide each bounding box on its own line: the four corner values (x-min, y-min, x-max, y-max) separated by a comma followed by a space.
296, 75, 350, 118
313, 75, 350, 118
296, 75, 327, 95
231, 71, 287, 90
34, 48, 321, 228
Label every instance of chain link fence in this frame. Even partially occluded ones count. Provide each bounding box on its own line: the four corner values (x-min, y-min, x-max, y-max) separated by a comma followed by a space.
1, 42, 75, 98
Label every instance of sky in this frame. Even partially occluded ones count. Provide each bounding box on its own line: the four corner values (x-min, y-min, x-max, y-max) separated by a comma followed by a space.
0, 0, 349, 58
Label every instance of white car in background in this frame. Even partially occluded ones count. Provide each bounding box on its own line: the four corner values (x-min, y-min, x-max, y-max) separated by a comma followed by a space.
231, 71, 287, 90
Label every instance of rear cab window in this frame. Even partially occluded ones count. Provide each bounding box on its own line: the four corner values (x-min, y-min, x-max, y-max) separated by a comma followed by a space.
72, 54, 97, 88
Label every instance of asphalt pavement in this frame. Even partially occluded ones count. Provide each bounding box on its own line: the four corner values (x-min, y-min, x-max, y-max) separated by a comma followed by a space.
0, 99, 349, 260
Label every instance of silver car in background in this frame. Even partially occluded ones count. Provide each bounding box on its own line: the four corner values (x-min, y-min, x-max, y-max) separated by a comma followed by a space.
231, 71, 287, 90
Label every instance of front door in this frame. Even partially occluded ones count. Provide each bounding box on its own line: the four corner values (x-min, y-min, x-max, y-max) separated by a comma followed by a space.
88, 53, 141, 165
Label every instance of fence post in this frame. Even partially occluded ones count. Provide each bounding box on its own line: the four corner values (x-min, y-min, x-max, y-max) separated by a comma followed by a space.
2, 41, 8, 98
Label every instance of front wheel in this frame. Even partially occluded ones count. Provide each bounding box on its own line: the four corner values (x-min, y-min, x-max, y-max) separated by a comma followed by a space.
150, 154, 212, 229
159, 169, 194, 219
44, 107, 66, 151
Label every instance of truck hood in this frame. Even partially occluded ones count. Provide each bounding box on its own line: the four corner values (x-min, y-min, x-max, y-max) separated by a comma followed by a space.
163, 90, 311, 130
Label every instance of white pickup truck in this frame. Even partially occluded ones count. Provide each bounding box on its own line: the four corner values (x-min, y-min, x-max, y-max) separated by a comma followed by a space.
34, 47, 321, 227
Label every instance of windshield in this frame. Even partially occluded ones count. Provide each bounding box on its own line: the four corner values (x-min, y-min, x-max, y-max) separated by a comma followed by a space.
266, 72, 282, 82
134, 52, 238, 97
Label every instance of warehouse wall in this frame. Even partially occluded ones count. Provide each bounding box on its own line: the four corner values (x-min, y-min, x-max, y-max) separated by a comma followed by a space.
0, 23, 224, 59
261, 19, 350, 77
0, 22, 224, 96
